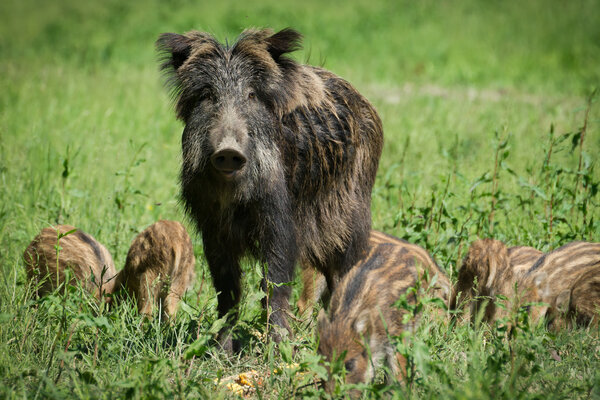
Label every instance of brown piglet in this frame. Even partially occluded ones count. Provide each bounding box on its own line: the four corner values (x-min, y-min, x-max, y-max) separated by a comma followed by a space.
524, 241, 600, 329
317, 231, 450, 391
114, 220, 195, 321
299, 230, 451, 316
450, 238, 545, 324
23, 225, 117, 299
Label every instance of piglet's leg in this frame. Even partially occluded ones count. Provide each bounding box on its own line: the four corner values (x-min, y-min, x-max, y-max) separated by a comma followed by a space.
137, 276, 157, 317
394, 352, 408, 383
161, 291, 181, 322
161, 268, 193, 322
297, 266, 328, 316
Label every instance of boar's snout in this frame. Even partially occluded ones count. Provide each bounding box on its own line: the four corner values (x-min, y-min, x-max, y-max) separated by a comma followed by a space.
210, 148, 247, 178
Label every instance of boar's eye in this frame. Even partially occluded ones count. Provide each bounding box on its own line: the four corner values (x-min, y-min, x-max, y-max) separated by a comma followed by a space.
248, 91, 256, 100
196, 88, 215, 104
344, 358, 356, 372
200, 93, 213, 103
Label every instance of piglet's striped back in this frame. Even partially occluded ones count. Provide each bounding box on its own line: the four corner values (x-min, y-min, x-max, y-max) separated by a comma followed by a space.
318, 232, 450, 388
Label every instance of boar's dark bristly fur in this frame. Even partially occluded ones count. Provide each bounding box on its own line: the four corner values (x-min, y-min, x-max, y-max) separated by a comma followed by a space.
156, 28, 384, 345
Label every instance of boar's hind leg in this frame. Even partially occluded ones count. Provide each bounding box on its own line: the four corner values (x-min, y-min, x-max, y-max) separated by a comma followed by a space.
203, 235, 243, 352
323, 227, 371, 294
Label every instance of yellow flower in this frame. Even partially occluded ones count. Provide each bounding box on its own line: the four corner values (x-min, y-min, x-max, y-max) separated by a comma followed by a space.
237, 372, 254, 387
225, 382, 244, 396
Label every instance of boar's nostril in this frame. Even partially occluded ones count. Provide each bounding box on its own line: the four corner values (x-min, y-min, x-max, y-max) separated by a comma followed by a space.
210, 149, 247, 173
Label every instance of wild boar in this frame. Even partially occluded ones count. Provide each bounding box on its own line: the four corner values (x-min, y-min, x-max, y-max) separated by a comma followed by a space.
157, 27, 383, 346
450, 238, 544, 323
23, 225, 117, 299
317, 231, 450, 390
299, 230, 450, 316
114, 220, 195, 321
525, 241, 600, 329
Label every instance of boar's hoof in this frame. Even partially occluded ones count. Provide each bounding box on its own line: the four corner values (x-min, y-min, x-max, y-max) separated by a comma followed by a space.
268, 325, 291, 345
217, 329, 240, 354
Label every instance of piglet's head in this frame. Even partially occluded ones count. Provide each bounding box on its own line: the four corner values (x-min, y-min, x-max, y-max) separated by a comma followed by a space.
317, 309, 374, 394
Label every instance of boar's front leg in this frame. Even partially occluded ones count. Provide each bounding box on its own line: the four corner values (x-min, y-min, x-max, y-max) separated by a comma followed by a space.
259, 201, 298, 342
203, 232, 243, 353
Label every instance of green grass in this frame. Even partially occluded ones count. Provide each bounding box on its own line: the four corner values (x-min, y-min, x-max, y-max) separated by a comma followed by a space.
1, 0, 599, 398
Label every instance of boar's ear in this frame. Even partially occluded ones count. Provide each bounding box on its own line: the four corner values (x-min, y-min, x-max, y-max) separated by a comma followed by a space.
156, 33, 192, 72
266, 28, 302, 62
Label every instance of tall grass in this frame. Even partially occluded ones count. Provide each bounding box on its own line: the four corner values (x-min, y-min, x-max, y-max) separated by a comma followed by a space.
1, 0, 599, 398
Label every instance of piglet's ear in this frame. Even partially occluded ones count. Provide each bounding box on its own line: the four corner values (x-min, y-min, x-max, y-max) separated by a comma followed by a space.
156, 33, 192, 71
266, 28, 302, 62
555, 289, 571, 314
317, 308, 329, 330
533, 271, 549, 297
354, 310, 371, 337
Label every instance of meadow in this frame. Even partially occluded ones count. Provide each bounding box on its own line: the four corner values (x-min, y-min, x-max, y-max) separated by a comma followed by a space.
1, 0, 599, 398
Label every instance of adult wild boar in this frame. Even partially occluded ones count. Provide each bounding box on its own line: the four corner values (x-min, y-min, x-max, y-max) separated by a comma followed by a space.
157, 28, 383, 347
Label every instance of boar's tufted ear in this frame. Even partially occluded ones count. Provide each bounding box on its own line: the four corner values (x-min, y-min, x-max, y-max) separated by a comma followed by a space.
156, 33, 192, 72
266, 28, 302, 62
